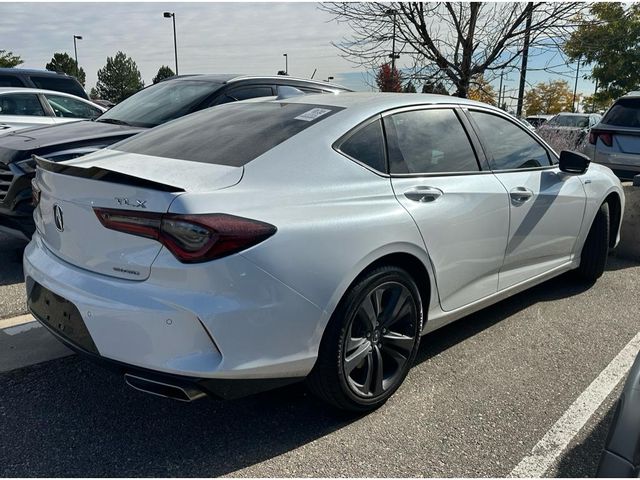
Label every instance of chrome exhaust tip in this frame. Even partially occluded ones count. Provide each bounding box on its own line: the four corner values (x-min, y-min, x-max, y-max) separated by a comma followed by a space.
124, 373, 206, 402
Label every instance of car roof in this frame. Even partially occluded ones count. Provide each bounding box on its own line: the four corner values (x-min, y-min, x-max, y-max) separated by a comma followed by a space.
553, 112, 592, 117
165, 73, 350, 91
0, 68, 73, 77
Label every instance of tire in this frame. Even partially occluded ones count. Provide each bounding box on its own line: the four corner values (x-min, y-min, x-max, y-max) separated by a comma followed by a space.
307, 265, 423, 412
576, 202, 610, 282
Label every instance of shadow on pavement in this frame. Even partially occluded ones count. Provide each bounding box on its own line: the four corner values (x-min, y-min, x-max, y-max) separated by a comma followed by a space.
554, 400, 616, 477
0, 233, 27, 287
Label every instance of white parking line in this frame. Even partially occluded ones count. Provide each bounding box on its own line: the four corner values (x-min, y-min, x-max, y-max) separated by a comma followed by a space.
3, 321, 40, 336
0, 313, 35, 330
511, 331, 640, 477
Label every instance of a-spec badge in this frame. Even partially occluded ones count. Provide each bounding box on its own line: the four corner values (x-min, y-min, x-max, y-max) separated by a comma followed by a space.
53, 204, 64, 232
114, 197, 147, 208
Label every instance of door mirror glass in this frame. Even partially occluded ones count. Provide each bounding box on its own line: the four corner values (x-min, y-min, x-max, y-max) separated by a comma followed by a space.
559, 150, 590, 174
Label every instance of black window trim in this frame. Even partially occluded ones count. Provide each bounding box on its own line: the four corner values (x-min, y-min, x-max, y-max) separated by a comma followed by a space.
462, 106, 559, 173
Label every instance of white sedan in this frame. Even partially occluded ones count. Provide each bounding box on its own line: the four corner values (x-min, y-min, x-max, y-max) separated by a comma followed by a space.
25, 92, 624, 411
0, 87, 105, 133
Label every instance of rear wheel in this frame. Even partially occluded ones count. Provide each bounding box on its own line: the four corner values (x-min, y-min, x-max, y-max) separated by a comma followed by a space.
307, 265, 423, 412
576, 202, 610, 282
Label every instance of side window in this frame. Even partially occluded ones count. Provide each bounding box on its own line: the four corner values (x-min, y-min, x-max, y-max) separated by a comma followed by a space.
0, 75, 25, 87
44, 94, 102, 119
216, 86, 274, 105
338, 119, 386, 172
0, 94, 45, 116
470, 111, 551, 170
384, 108, 479, 174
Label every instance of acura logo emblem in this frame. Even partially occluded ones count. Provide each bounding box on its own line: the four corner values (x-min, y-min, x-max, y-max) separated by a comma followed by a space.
53, 204, 64, 232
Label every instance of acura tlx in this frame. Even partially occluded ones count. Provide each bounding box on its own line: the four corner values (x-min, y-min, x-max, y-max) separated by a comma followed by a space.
24, 93, 624, 411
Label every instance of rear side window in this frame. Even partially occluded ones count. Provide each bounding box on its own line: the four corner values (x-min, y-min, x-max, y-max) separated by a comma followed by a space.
338, 119, 386, 172
469, 111, 551, 170
0, 75, 25, 87
29, 75, 87, 99
384, 109, 479, 174
602, 98, 640, 128
44, 94, 102, 119
0, 93, 45, 116
215, 86, 274, 105
113, 102, 343, 166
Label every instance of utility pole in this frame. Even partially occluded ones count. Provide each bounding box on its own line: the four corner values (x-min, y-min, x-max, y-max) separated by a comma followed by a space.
498, 71, 504, 107
386, 9, 400, 71
592, 78, 599, 112
516, 3, 533, 117
572, 55, 582, 113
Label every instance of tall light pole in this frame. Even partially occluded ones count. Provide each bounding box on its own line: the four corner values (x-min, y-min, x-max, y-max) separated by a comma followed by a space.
283, 53, 288, 75
73, 35, 82, 79
163, 12, 178, 75
386, 9, 400, 71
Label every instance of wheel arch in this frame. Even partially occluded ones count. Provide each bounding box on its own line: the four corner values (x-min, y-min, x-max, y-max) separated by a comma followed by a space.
604, 191, 622, 249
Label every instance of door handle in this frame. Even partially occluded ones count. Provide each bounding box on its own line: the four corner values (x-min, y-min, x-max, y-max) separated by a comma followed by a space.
404, 186, 443, 203
509, 187, 534, 204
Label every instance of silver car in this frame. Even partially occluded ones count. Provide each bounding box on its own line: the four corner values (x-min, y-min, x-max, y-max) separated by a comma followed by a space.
537, 112, 602, 153
0, 87, 105, 133
586, 92, 640, 179
25, 93, 624, 412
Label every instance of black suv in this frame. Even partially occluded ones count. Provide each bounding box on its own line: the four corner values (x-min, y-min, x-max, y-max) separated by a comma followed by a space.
0, 74, 350, 239
0, 68, 88, 100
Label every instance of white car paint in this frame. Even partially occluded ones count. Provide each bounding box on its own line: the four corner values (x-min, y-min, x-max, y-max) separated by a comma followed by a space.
23, 92, 625, 399
0, 87, 105, 133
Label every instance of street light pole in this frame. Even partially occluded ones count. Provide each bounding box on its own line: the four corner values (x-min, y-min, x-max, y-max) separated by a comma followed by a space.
163, 12, 178, 75
73, 35, 82, 79
283, 53, 288, 75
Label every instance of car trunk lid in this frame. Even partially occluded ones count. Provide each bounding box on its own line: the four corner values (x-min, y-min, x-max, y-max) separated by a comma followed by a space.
34, 153, 243, 280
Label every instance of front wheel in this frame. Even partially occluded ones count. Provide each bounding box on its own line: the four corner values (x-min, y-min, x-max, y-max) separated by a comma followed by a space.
576, 202, 610, 282
307, 265, 423, 412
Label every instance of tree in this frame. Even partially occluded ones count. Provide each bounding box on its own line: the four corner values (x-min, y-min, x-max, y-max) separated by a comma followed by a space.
403, 81, 417, 93
468, 75, 497, 105
45, 52, 86, 86
321, 3, 585, 98
581, 94, 612, 114
152, 65, 175, 84
95, 52, 144, 103
376, 63, 402, 92
422, 81, 448, 95
524, 80, 574, 115
89, 87, 99, 99
0, 50, 23, 68
565, 3, 640, 104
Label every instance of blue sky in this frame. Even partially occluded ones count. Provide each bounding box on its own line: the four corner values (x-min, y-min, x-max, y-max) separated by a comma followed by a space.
0, 2, 596, 108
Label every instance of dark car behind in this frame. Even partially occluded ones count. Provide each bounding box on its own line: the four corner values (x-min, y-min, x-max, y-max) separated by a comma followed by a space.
0, 68, 88, 100
0, 74, 350, 239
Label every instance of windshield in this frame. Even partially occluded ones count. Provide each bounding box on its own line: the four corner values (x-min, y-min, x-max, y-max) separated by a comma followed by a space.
112, 102, 343, 166
547, 115, 590, 128
602, 98, 640, 128
97, 79, 222, 128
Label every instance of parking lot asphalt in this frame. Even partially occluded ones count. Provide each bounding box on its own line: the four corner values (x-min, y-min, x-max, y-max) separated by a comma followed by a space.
0, 232, 28, 320
0, 230, 638, 477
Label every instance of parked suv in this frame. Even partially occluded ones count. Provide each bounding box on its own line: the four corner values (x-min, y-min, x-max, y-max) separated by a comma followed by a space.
0, 74, 350, 239
586, 92, 640, 179
0, 68, 88, 100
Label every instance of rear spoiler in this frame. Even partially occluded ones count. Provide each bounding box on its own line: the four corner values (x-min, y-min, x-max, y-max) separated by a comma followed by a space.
33, 155, 185, 193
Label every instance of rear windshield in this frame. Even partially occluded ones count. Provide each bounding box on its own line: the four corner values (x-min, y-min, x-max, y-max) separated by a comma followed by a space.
29, 75, 87, 99
602, 98, 640, 128
112, 102, 342, 166
547, 115, 589, 128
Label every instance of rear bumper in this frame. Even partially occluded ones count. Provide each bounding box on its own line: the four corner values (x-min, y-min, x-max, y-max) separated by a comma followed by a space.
593, 150, 640, 177
24, 233, 323, 384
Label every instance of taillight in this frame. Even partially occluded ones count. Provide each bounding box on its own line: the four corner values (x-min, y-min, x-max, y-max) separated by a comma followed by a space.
93, 208, 276, 263
589, 130, 613, 147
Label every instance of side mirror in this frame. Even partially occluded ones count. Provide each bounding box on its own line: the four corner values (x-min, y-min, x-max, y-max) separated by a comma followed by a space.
559, 150, 590, 174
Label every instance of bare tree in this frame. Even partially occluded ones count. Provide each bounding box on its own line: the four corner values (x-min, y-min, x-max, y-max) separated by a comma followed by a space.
320, 2, 586, 98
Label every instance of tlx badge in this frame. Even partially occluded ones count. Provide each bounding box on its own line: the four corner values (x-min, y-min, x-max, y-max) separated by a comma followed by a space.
114, 197, 147, 208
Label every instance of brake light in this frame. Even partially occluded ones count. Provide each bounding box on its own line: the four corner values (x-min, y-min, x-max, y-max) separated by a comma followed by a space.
589, 130, 613, 147
93, 208, 276, 263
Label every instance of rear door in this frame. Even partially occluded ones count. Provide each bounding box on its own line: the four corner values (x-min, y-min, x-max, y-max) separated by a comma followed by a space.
466, 109, 586, 290
0, 92, 54, 130
384, 106, 510, 312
